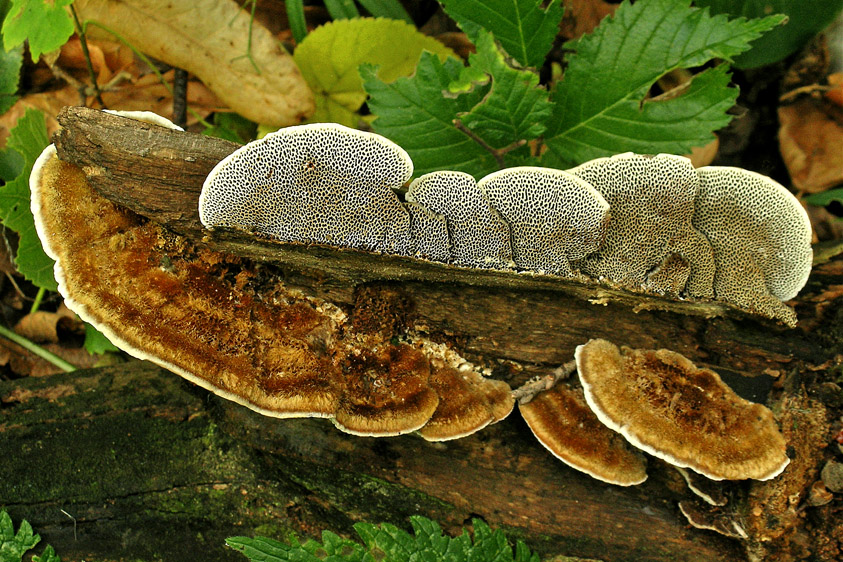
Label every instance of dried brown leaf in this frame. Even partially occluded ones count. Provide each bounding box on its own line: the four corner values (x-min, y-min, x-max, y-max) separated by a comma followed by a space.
73, 0, 315, 126
561, 0, 619, 41
778, 98, 843, 193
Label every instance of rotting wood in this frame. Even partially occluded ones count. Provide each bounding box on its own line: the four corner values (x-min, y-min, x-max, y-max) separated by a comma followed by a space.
14, 105, 842, 561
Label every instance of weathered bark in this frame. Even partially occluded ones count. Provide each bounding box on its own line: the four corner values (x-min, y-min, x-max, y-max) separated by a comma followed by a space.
2, 106, 840, 561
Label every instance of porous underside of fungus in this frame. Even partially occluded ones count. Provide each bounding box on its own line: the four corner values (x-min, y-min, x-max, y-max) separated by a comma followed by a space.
199, 123, 414, 255
406, 171, 513, 269
477, 167, 610, 277
519, 383, 647, 486
568, 153, 716, 297
575, 339, 790, 481
693, 167, 813, 324
31, 132, 513, 439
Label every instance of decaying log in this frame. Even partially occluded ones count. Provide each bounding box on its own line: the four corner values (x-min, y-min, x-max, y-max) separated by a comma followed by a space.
2, 106, 840, 561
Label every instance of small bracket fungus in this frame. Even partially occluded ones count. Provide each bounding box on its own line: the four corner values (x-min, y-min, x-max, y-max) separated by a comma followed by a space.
199, 123, 414, 255
477, 167, 609, 276
575, 339, 790, 481
519, 382, 647, 486
678, 500, 749, 540
568, 153, 716, 297
405, 171, 513, 269
693, 167, 813, 325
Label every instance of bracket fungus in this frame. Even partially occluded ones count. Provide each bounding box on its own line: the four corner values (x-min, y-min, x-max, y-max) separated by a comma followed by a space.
405, 171, 513, 269
519, 382, 647, 486
31, 111, 514, 442
693, 166, 813, 324
575, 339, 790, 481
568, 153, 716, 297
199, 123, 414, 255
477, 167, 609, 277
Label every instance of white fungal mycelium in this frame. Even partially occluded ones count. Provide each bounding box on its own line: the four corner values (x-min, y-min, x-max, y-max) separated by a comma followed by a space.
199, 124, 814, 326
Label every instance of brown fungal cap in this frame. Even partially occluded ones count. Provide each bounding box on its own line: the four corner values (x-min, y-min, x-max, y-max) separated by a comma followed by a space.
477, 167, 609, 277
576, 339, 790, 481
568, 153, 715, 297
199, 123, 414, 254
418, 367, 514, 441
693, 167, 812, 325
519, 383, 647, 486
406, 171, 513, 269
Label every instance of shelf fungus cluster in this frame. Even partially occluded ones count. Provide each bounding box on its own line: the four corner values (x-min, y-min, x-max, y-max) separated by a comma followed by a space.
519, 339, 789, 487
29, 111, 513, 440
200, 124, 812, 326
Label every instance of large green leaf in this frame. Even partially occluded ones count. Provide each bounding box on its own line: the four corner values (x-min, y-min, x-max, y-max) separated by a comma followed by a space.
293, 17, 455, 127
2, 0, 75, 62
449, 31, 552, 149
0, 44, 22, 114
695, 0, 843, 68
438, 0, 564, 67
0, 109, 57, 291
362, 52, 495, 177
542, 0, 785, 168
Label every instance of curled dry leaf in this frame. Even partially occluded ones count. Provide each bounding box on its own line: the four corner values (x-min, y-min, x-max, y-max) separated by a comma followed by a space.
73, 0, 315, 126
14, 308, 82, 343
778, 97, 843, 193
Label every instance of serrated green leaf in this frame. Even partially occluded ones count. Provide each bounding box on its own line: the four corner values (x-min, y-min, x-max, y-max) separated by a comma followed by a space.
805, 188, 843, 207
32, 544, 61, 562
362, 53, 495, 177
293, 17, 455, 127
0, 510, 41, 561
438, 0, 564, 67
451, 31, 552, 149
695, 0, 843, 68
541, 0, 785, 168
2, 0, 75, 62
0, 109, 57, 291
0, 44, 22, 114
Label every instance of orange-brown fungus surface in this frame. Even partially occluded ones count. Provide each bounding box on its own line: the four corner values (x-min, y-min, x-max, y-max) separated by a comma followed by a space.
576, 339, 789, 481
519, 383, 647, 486
33, 148, 517, 437
419, 367, 514, 441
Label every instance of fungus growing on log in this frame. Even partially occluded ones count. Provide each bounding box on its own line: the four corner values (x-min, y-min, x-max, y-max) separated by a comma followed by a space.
199, 123, 414, 255
568, 153, 716, 297
477, 167, 610, 277
405, 171, 513, 269
575, 339, 790, 481
30, 112, 514, 440
693, 167, 813, 325
519, 383, 647, 486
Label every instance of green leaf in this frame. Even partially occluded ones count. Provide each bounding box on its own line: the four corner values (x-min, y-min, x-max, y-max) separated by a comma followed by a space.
293, 17, 455, 127
450, 31, 552, 149
285, 0, 307, 43
695, 0, 843, 68
0, 510, 41, 562
357, 0, 413, 23
2, 0, 75, 62
362, 53, 495, 177
32, 544, 62, 562
0, 108, 57, 291
83, 322, 119, 354
541, 0, 785, 168
438, 0, 564, 67
0, 44, 22, 114
805, 188, 843, 207
226, 533, 366, 561
324, 0, 360, 20
203, 112, 257, 144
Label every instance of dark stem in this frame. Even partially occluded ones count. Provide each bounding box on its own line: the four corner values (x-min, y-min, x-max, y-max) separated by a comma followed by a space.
172, 68, 188, 129
69, 5, 106, 108
454, 120, 527, 169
